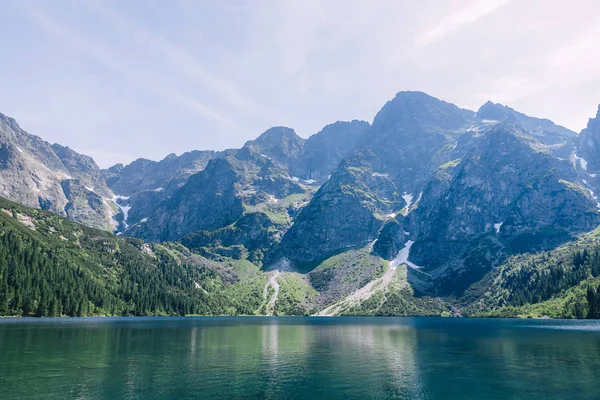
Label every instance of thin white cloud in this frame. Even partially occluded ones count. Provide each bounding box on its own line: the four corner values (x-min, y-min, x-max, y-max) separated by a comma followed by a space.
26, 6, 238, 127
84, 0, 279, 121
417, 0, 512, 45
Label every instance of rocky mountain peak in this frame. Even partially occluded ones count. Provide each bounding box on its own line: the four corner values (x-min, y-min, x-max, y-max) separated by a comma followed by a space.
290, 120, 370, 180
577, 104, 600, 172
476, 101, 511, 121
244, 126, 305, 166
371, 91, 475, 137
246, 126, 301, 146
0, 112, 20, 131
476, 101, 575, 139
0, 111, 117, 230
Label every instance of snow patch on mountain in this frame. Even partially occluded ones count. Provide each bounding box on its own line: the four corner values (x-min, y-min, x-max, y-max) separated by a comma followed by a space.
391, 240, 424, 271
315, 240, 421, 316
494, 222, 503, 233
290, 176, 317, 185
112, 195, 132, 228
572, 153, 596, 176
588, 189, 600, 210
402, 193, 413, 209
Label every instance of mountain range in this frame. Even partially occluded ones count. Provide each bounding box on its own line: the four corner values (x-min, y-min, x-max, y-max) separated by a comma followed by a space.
2, 91, 600, 318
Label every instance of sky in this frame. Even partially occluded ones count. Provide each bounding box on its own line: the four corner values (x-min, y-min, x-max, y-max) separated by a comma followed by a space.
1, 0, 600, 168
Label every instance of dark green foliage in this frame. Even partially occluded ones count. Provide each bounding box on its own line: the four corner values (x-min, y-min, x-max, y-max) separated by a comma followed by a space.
463, 231, 600, 319
182, 212, 278, 266
0, 197, 243, 317
586, 284, 600, 319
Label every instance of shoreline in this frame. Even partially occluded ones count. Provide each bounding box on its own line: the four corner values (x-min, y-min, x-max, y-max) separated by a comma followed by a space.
0, 314, 590, 320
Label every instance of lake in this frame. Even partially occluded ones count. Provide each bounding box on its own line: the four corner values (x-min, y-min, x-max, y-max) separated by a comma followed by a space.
0, 317, 599, 399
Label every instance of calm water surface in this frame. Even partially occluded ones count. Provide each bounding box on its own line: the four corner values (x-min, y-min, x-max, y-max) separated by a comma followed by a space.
1, 317, 599, 399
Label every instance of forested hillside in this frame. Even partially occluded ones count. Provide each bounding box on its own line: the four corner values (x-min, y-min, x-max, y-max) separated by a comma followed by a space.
462, 228, 600, 318
0, 197, 258, 317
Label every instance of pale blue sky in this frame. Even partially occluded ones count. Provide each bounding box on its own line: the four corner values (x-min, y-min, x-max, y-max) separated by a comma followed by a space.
1, 0, 600, 167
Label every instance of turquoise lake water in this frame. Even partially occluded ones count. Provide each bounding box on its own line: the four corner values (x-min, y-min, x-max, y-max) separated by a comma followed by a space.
1, 317, 599, 399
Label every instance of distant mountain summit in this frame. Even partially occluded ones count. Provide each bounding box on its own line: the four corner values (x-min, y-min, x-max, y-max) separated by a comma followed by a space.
2, 91, 600, 317
0, 112, 117, 230
243, 126, 305, 167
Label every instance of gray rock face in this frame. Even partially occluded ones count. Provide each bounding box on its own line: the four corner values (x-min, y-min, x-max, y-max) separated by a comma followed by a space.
409, 123, 600, 294
372, 217, 407, 260
105, 123, 367, 232
475, 101, 577, 158
279, 92, 475, 264
243, 126, 305, 168
577, 105, 600, 173
476, 101, 575, 139
124, 145, 310, 242
279, 159, 390, 265
122, 122, 370, 244
0, 112, 117, 230
103, 150, 229, 197
125, 156, 246, 241
476, 101, 577, 158
102, 149, 235, 228
291, 120, 370, 181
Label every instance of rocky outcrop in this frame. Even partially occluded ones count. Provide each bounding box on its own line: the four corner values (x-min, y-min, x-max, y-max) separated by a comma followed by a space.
278, 92, 475, 264
291, 120, 370, 181
476, 101, 576, 157
279, 159, 391, 265
182, 212, 280, 265
243, 126, 305, 168
372, 217, 408, 260
124, 145, 310, 242
409, 123, 600, 293
577, 105, 600, 173
103, 150, 229, 196
0, 112, 117, 230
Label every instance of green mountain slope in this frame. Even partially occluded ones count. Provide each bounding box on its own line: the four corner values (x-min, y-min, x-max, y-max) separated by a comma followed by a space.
461, 227, 600, 318
0, 196, 266, 317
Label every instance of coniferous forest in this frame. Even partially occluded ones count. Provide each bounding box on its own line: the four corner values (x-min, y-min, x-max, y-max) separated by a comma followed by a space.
4, 192, 600, 318
0, 197, 256, 317
463, 230, 600, 319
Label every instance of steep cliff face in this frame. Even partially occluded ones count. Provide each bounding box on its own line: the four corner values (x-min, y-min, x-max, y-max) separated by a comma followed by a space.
278, 92, 475, 264
408, 123, 600, 294
105, 123, 369, 233
475, 101, 577, 159
124, 143, 314, 242
291, 120, 371, 181
577, 105, 600, 173
103, 150, 230, 196
243, 126, 306, 168
279, 158, 392, 265
102, 149, 234, 229
0, 112, 117, 230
